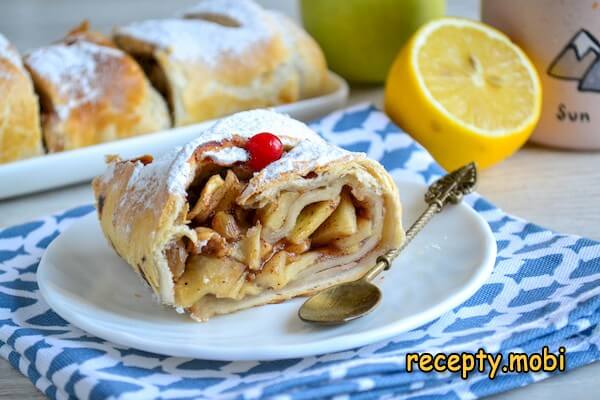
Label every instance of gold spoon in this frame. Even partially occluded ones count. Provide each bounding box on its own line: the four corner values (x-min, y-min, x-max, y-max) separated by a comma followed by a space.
298, 162, 478, 325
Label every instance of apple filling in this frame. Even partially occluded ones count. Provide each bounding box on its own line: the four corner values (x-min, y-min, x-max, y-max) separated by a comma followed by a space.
170, 165, 377, 309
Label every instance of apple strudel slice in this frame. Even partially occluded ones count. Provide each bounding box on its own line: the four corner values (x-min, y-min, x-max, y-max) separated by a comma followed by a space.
92, 109, 404, 321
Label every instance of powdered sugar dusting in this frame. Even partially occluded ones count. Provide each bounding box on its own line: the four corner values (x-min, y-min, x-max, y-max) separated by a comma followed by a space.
121, 146, 195, 210
25, 41, 124, 120
126, 147, 193, 206
202, 109, 322, 145
202, 147, 248, 164
110, 110, 349, 208
164, 109, 321, 194
245, 140, 358, 196
0, 34, 23, 69
184, 0, 263, 23
116, 0, 274, 66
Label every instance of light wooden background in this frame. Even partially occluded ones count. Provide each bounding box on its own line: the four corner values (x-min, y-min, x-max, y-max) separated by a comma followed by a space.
0, 1, 599, 399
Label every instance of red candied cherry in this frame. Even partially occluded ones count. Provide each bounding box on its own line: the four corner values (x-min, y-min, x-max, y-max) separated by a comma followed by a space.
245, 132, 283, 171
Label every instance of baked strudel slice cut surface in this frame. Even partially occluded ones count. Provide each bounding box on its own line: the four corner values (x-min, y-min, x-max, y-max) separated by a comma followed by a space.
24, 22, 170, 153
92, 109, 404, 321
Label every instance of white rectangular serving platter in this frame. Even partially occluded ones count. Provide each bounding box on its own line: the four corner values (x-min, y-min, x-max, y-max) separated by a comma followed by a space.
0, 72, 348, 200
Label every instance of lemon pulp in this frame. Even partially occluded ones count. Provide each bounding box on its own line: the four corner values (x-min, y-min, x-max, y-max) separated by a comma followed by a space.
384, 18, 542, 170
416, 22, 538, 134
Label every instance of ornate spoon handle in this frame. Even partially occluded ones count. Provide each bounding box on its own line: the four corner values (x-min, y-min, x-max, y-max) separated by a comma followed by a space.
364, 162, 478, 282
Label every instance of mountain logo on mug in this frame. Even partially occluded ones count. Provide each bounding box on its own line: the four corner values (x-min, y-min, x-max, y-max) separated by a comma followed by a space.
548, 29, 600, 93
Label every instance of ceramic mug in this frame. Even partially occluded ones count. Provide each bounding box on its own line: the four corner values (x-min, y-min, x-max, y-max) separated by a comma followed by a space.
482, 0, 600, 150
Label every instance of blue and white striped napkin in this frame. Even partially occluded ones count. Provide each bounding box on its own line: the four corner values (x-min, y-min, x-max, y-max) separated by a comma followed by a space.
0, 104, 599, 399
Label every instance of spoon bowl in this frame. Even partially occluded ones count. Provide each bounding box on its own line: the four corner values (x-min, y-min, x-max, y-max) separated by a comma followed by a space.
298, 279, 382, 325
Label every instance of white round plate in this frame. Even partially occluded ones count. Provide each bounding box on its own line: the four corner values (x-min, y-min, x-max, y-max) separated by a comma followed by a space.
38, 179, 496, 361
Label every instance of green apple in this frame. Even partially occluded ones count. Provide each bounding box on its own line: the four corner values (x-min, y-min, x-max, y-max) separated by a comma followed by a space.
300, 0, 445, 83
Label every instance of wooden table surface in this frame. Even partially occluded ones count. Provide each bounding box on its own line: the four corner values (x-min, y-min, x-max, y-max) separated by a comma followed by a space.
1, 1, 599, 399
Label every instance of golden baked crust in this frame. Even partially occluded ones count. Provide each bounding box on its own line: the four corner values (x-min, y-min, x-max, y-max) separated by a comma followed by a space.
24, 22, 170, 153
269, 11, 328, 100
0, 34, 43, 164
92, 110, 404, 321
113, 0, 328, 127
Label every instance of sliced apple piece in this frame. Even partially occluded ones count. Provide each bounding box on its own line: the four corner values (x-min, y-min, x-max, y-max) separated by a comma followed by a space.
244, 224, 262, 270
254, 251, 288, 289
311, 192, 358, 245
255, 251, 320, 290
285, 239, 311, 255
260, 239, 273, 259
211, 211, 241, 241
259, 191, 300, 231
332, 217, 373, 250
230, 242, 244, 264
174, 255, 246, 307
230, 223, 263, 270
188, 174, 226, 222
288, 200, 338, 244
215, 170, 243, 213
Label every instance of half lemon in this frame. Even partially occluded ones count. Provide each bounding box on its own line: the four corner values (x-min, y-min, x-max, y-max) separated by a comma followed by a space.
385, 18, 542, 170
